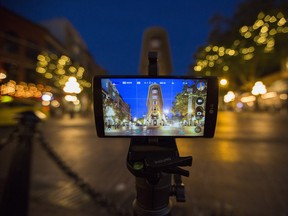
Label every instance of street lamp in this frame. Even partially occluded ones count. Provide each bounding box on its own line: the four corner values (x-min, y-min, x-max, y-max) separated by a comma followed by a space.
63, 77, 82, 117
106, 107, 115, 128
251, 81, 267, 111
220, 78, 228, 87
224, 91, 236, 103
63, 77, 82, 94
41, 92, 53, 106
0, 66, 7, 81
219, 78, 228, 110
251, 81, 267, 96
0, 73, 6, 80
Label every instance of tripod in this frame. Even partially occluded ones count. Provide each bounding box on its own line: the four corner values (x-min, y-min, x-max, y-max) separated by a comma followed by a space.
126, 52, 193, 216
127, 137, 192, 216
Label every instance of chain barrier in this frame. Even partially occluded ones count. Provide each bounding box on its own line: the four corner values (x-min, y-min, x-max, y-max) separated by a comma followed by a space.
36, 130, 132, 216
0, 127, 18, 151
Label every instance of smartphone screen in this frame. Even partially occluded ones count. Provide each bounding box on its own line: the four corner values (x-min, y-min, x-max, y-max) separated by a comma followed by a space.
93, 76, 218, 138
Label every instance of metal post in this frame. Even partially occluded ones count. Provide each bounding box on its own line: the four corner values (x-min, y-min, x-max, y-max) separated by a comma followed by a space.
148, 51, 158, 76
0, 111, 39, 216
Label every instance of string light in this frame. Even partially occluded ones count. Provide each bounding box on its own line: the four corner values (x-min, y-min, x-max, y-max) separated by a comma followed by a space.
0, 80, 51, 98
194, 10, 287, 75
36, 52, 90, 92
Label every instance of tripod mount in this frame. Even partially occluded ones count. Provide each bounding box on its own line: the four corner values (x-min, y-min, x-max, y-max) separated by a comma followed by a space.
127, 137, 192, 216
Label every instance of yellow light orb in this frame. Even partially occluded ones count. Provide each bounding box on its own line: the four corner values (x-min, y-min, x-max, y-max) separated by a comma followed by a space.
220, 78, 228, 86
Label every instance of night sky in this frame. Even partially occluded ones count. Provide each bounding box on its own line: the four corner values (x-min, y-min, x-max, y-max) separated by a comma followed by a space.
0, 0, 243, 75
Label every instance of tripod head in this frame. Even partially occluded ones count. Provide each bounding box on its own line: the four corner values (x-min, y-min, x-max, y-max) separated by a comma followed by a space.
126, 137, 192, 216
127, 137, 192, 185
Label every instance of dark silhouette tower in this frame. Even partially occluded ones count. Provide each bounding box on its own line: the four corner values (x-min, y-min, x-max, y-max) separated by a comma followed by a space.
139, 27, 173, 75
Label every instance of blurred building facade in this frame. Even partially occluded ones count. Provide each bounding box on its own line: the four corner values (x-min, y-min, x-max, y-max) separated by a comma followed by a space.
101, 79, 131, 126
40, 18, 105, 78
0, 6, 105, 115
0, 7, 64, 83
139, 27, 173, 75
0, 7, 105, 83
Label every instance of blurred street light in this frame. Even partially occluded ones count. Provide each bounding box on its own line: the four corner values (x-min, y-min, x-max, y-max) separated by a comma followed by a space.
220, 78, 228, 87
0, 73, 6, 80
218, 78, 229, 110
41, 92, 53, 106
42, 92, 53, 101
251, 81, 267, 95
64, 95, 77, 102
164, 109, 169, 115
63, 77, 81, 94
251, 81, 267, 111
224, 91, 236, 103
0, 66, 7, 81
106, 107, 115, 117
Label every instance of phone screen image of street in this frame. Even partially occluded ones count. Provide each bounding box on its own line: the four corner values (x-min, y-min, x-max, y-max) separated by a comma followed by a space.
101, 78, 207, 136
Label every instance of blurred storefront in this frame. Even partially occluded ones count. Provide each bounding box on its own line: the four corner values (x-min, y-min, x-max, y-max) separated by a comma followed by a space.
223, 78, 288, 113
0, 7, 105, 120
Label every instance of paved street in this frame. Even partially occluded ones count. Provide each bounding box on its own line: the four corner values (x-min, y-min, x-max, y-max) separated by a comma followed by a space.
1, 111, 288, 216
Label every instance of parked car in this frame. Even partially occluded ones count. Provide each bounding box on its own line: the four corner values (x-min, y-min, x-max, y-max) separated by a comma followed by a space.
0, 97, 48, 126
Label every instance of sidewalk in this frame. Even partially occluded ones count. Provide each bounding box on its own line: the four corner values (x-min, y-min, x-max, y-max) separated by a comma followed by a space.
0, 116, 133, 216
31, 115, 134, 216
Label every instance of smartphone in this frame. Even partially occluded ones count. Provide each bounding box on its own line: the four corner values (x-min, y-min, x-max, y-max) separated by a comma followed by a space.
93, 76, 218, 138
